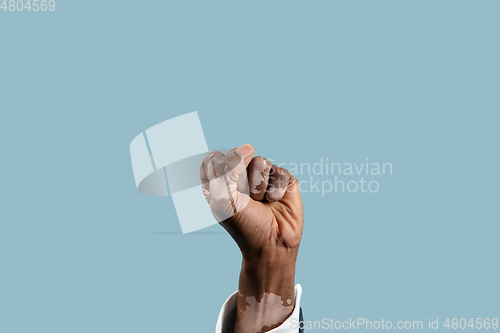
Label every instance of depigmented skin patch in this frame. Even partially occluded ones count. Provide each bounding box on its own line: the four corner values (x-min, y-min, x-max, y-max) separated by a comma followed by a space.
266, 165, 293, 202
248, 156, 272, 201
236, 292, 294, 333
200, 150, 250, 222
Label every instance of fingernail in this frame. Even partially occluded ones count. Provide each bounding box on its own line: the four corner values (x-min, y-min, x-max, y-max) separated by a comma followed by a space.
237, 144, 254, 159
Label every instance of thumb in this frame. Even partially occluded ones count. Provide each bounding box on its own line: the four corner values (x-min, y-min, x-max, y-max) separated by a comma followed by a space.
235, 144, 254, 168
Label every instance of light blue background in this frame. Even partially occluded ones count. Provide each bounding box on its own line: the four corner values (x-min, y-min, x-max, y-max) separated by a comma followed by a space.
1, 1, 498, 332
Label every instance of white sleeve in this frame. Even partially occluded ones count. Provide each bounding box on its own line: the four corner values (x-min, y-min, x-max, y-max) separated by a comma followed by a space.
215, 284, 303, 333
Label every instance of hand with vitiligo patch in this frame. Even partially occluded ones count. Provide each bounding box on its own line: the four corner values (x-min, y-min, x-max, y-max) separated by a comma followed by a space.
200, 144, 304, 333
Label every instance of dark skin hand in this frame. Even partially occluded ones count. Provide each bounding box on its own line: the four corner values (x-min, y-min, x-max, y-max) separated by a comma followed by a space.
200, 144, 304, 333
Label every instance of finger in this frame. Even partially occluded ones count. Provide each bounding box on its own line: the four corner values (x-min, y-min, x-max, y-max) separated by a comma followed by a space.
247, 156, 272, 201
280, 177, 302, 210
266, 165, 293, 202
278, 178, 303, 232
228, 147, 249, 194
200, 151, 225, 186
213, 150, 243, 180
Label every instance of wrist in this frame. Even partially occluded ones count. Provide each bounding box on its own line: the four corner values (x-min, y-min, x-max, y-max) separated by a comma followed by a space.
233, 251, 297, 333
242, 251, 296, 286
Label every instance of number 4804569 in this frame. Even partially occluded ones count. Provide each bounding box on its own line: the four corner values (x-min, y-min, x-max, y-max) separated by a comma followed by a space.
1, 0, 56, 11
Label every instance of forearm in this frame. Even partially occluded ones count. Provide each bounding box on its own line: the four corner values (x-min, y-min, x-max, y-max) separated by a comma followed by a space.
233, 252, 297, 333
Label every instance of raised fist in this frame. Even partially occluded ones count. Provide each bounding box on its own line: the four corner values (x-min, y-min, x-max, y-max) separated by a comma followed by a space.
200, 144, 303, 333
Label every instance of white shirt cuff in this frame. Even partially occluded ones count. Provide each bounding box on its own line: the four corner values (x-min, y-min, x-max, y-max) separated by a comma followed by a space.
215, 284, 302, 333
